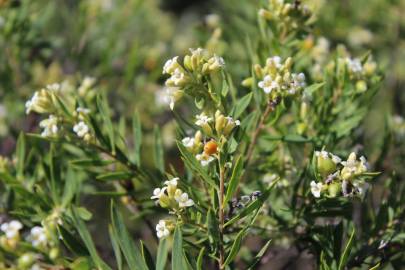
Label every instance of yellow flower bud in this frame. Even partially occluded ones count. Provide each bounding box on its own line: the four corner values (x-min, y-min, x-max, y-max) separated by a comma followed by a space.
215, 114, 226, 134
241, 77, 253, 87
258, 8, 272, 20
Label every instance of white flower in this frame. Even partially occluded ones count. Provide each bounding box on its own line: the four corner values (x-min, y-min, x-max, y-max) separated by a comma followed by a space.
182, 137, 195, 148
151, 187, 167, 200
1, 220, 23, 239
310, 181, 323, 198
258, 75, 279, 94
39, 115, 59, 137
315, 150, 329, 159
25, 92, 39, 114
30, 264, 42, 270
174, 192, 194, 208
190, 47, 206, 57
156, 220, 170, 238
226, 116, 240, 126
164, 177, 179, 188
341, 152, 357, 171
73, 121, 90, 138
346, 58, 363, 74
331, 154, 342, 164
46, 83, 61, 92
28, 226, 48, 248
266, 56, 282, 69
78, 77, 96, 96
195, 113, 213, 126
196, 153, 215, 166
76, 107, 91, 114
163, 56, 179, 74
353, 181, 369, 196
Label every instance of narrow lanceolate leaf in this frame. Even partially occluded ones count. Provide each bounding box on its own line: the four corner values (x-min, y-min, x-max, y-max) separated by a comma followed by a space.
246, 240, 272, 269
156, 238, 169, 270
232, 92, 253, 119
110, 202, 149, 270
97, 94, 116, 154
109, 225, 123, 270
224, 227, 247, 266
196, 247, 205, 270
172, 226, 188, 270
154, 126, 165, 173
71, 208, 112, 270
224, 156, 244, 205
132, 111, 142, 166
16, 132, 26, 179
338, 228, 355, 270
225, 179, 278, 227
96, 171, 133, 181
177, 142, 217, 190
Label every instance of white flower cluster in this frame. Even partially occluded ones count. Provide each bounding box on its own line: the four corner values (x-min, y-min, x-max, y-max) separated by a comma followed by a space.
25, 84, 59, 114
151, 178, 194, 239
39, 115, 59, 137
27, 226, 49, 249
311, 151, 372, 198
189, 111, 240, 166
162, 48, 225, 110
254, 56, 306, 98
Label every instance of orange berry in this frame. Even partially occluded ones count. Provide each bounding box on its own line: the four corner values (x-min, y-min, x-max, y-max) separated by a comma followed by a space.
204, 140, 218, 155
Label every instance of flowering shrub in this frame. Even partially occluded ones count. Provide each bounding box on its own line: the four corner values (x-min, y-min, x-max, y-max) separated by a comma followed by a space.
1, 0, 405, 269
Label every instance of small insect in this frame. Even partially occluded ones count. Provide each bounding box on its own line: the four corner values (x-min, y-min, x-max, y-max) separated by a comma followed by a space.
204, 140, 218, 155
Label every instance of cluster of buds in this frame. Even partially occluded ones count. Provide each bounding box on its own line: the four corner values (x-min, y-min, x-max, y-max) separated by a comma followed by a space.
188, 111, 240, 166
311, 150, 372, 198
243, 56, 306, 100
341, 56, 377, 93
0, 219, 59, 269
162, 48, 225, 110
258, 0, 311, 32
39, 115, 59, 138
0, 220, 22, 250
151, 178, 195, 239
25, 84, 59, 114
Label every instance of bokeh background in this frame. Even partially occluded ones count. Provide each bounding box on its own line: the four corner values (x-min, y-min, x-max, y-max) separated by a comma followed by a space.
1, 0, 404, 268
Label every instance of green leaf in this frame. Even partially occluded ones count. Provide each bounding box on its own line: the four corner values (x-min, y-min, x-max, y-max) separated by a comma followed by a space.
207, 208, 220, 245
304, 82, 325, 95
246, 240, 272, 269
154, 126, 165, 173
224, 156, 244, 205
156, 238, 169, 270
172, 226, 188, 270
16, 132, 25, 179
109, 225, 123, 270
177, 142, 217, 190
224, 227, 247, 266
57, 226, 88, 256
96, 171, 133, 181
232, 92, 252, 119
71, 208, 112, 270
196, 247, 205, 270
338, 228, 355, 270
110, 202, 149, 270
141, 241, 155, 270
132, 111, 142, 166
97, 94, 116, 154
70, 159, 113, 167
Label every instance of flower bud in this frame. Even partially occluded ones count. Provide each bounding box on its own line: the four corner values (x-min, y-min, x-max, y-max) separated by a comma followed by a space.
327, 182, 341, 198
316, 151, 337, 178
356, 80, 367, 93
241, 77, 253, 87
183, 55, 192, 71
258, 8, 272, 20
204, 140, 218, 155
49, 247, 60, 260
18, 253, 35, 268
215, 114, 226, 134
254, 64, 263, 78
